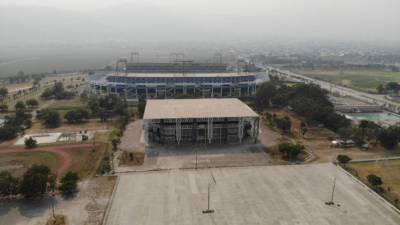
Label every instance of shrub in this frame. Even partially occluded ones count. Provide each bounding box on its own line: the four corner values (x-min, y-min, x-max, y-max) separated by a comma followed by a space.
367, 174, 383, 188
26, 99, 39, 108
24, 137, 38, 149
337, 155, 352, 164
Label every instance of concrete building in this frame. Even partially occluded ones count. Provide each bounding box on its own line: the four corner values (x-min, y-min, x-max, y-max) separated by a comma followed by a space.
143, 98, 259, 145
89, 61, 267, 102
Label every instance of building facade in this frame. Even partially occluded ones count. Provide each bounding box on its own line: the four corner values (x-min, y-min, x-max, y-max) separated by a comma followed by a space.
143, 99, 260, 145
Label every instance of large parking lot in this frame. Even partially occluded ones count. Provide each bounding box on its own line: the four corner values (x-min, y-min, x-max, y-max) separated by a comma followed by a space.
106, 163, 400, 225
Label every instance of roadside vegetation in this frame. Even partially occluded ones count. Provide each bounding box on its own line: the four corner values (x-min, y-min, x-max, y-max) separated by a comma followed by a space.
256, 81, 400, 151
345, 160, 400, 209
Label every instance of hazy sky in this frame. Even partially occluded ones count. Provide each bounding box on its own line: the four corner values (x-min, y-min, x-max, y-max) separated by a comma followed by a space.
1, 0, 400, 44
1, 0, 400, 75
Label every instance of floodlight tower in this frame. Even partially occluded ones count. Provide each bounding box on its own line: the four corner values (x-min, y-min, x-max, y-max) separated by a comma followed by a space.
214, 52, 223, 64
130, 52, 140, 63
115, 58, 128, 75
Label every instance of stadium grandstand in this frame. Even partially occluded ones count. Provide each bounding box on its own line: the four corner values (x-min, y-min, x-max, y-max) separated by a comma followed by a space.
89, 55, 267, 101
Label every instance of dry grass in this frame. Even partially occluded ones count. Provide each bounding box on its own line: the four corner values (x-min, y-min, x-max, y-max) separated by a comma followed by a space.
0, 151, 62, 177
46, 214, 67, 225
27, 119, 112, 134
67, 144, 107, 178
47, 98, 87, 110
294, 69, 400, 93
347, 160, 400, 208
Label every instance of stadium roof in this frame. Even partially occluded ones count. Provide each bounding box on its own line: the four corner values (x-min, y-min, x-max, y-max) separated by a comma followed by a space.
143, 98, 259, 120
111, 72, 260, 78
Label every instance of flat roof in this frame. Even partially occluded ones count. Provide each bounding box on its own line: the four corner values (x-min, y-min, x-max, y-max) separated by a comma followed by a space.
111, 72, 259, 78
143, 98, 259, 120
106, 164, 400, 225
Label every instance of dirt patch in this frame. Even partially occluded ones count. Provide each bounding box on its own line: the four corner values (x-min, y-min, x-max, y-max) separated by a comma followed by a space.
0, 143, 104, 177
119, 151, 145, 166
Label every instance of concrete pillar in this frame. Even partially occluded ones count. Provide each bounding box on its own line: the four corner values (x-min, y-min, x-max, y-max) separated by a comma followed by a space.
207, 118, 213, 144
238, 118, 244, 143
176, 119, 181, 144
192, 119, 197, 144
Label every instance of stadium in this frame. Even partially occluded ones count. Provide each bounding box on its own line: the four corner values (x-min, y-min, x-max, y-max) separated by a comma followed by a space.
89, 58, 267, 101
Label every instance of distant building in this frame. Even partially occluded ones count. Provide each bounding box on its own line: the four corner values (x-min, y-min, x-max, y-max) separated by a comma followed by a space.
89, 61, 266, 101
142, 98, 260, 145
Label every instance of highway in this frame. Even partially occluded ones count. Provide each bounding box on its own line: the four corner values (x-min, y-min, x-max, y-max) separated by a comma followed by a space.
266, 66, 400, 114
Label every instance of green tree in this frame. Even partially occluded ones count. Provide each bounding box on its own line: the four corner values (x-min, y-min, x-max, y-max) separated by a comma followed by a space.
0, 125, 18, 141
378, 127, 398, 149
20, 164, 56, 198
41, 88, 54, 100
337, 126, 353, 142
24, 137, 38, 149
25, 99, 39, 108
376, 84, 385, 94
59, 171, 79, 197
0, 171, 19, 197
275, 116, 291, 134
14, 101, 26, 111
255, 82, 278, 109
112, 138, 120, 151
367, 174, 383, 188
37, 109, 61, 128
64, 109, 89, 124
359, 120, 369, 140
0, 87, 8, 101
278, 142, 304, 161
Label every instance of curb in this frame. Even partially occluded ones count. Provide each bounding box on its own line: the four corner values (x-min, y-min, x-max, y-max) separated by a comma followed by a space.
335, 163, 400, 215
101, 175, 120, 225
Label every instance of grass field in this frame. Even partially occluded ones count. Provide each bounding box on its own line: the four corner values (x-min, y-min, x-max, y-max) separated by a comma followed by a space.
294, 69, 400, 93
67, 144, 106, 178
347, 159, 400, 208
46, 98, 87, 111
0, 151, 62, 177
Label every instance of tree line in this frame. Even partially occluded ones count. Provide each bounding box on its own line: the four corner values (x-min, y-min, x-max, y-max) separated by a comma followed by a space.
0, 164, 79, 199
255, 82, 350, 131
255, 81, 400, 149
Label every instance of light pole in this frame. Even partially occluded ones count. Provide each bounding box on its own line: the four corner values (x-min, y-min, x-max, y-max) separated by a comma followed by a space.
203, 173, 216, 214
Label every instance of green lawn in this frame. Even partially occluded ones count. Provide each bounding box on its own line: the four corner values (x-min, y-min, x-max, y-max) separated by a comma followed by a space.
294, 69, 400, 93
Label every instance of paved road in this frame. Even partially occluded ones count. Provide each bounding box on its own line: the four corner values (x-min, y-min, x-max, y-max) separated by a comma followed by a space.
266, 66, 400, 113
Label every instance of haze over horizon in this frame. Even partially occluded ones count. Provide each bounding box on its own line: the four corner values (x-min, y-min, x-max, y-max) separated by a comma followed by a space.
0, 0, 399, 75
